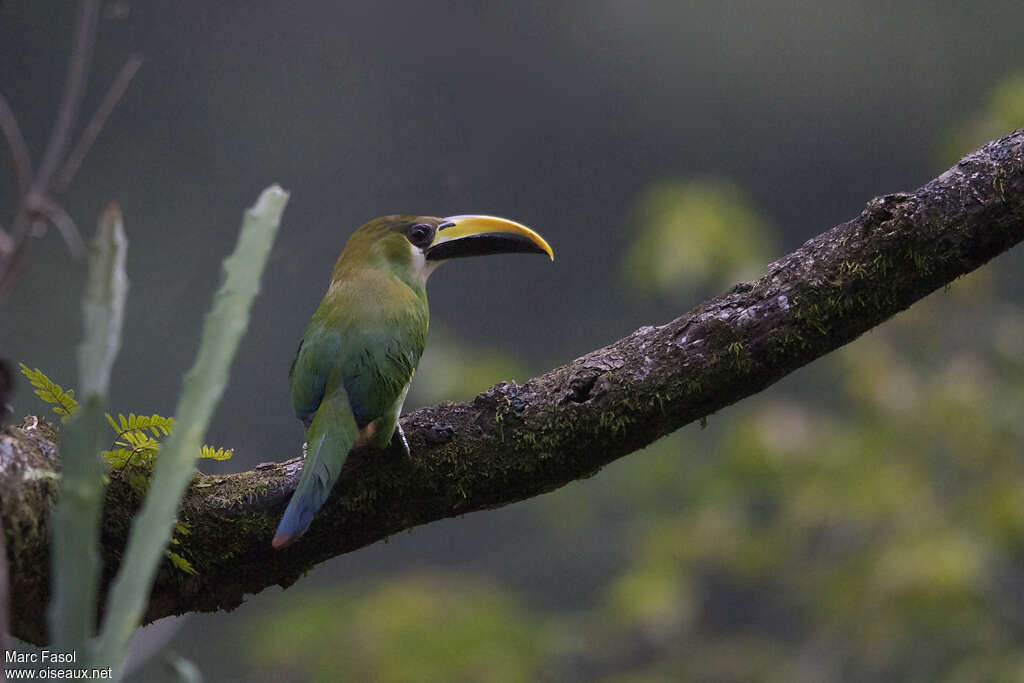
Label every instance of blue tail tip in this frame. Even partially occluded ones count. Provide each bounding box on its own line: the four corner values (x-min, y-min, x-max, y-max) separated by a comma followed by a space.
273, 497, 314, 550
272, 532, 296, 550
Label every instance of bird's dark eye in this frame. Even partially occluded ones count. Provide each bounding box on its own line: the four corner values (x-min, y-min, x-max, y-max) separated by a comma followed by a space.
407, 222, 435, 248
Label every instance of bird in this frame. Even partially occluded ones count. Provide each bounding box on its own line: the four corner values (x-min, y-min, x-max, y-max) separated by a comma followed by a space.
272, 214, 553, 548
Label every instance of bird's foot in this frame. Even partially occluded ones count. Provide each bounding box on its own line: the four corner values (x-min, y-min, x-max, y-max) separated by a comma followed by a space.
385, 423, 411, 458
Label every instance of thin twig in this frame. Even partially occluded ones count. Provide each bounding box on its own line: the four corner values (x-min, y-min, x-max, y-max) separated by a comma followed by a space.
0, 1, 142, 301
31, 196, 84, 258
0, 0, 121, 302
0, 212, 32, 301
54, 54, 143, 195
0, 93, 32, 197
31, 0, 100, 195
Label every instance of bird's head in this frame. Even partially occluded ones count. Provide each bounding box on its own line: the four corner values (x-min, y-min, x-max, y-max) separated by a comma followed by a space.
334, 214, 553, 286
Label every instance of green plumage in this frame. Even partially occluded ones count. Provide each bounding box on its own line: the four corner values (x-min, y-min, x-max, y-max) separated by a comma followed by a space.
273, 212, 552, 548
273, 217, 429, 547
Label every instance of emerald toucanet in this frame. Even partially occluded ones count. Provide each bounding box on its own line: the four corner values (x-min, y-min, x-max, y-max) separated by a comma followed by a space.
273, 214, 553, 548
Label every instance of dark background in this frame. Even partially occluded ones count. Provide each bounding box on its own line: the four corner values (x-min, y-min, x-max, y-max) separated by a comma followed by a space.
4, 2, 1024, 680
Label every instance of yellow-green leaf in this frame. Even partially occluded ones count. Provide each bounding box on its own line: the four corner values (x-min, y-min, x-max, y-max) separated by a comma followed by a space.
165, 551, 197, 576
200, 445, 234, 461
19, 363, 79, 421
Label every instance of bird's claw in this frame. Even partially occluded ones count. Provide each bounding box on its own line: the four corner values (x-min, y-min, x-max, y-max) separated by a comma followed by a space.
386, 423, 411, 458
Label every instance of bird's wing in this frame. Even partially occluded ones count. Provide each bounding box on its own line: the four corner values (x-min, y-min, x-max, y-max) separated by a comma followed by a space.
340, 309, 426, 427
289, 322, 340, 428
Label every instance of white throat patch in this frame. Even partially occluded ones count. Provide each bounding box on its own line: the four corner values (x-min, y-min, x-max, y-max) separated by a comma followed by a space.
410, 243, 442, 288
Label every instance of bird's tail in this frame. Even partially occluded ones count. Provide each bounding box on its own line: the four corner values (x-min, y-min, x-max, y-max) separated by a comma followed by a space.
273, 387, 357, 549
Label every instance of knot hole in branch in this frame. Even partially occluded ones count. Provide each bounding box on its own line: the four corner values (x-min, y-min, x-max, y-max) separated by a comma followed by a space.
566, 370, 601, 404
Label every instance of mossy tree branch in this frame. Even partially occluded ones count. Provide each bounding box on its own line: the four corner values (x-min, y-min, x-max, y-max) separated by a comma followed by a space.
4, 129, 1024, 646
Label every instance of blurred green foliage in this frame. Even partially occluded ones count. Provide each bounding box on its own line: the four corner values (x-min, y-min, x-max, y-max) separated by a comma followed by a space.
410, 330, 531, 406
940, 72, 1024, 166
562, 291, 1024, 681
622, 179, 774, 301
241, 78, 1024, 682
250, 575, 541, 682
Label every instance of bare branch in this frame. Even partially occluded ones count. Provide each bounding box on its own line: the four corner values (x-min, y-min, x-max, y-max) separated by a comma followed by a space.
2, 129, 1024, 646
54, 54, 143, 196
31, 0, 100, 196
0, 213, 33, 300
0, 1, 140, 302
30, 196, 84, 258
0, 225, 11, 258
0, 94, 33, 197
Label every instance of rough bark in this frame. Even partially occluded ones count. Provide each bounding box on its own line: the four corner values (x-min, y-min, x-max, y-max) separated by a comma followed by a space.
4, 130, 1024, 646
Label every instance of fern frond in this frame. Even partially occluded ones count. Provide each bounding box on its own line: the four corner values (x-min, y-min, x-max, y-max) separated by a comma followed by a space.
19, 364, 79, 421
107, 412, 174, 441
102, 448, 135, 468
116, 430, 161, 453
200, 445, 234, 461
146, 414, 175, 437
165, 551, 197, 576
